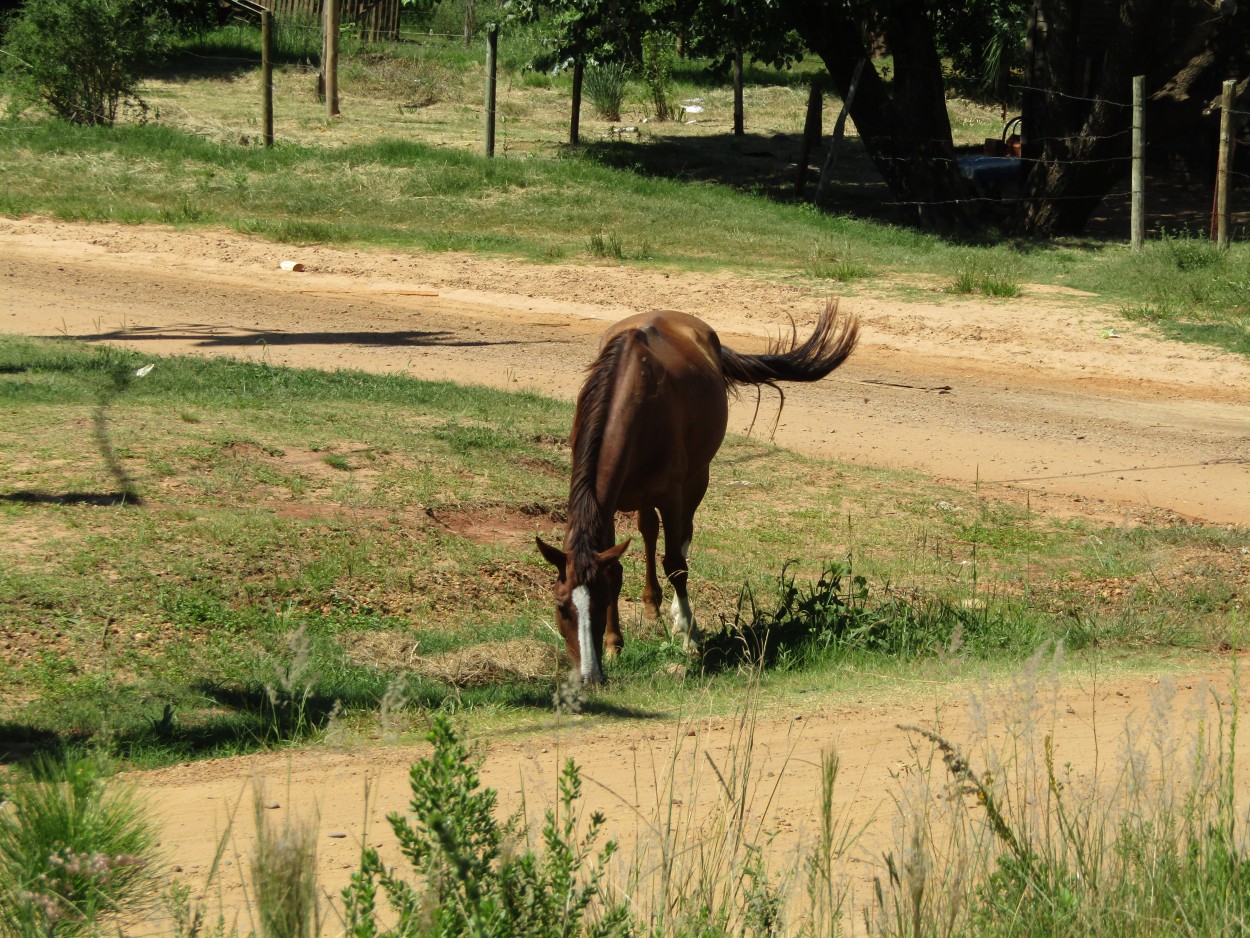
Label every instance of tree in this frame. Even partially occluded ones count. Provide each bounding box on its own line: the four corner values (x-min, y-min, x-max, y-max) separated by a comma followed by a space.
1019, 0, 1250, 235
780, 0, 1250, 236
1, 0, 172, 126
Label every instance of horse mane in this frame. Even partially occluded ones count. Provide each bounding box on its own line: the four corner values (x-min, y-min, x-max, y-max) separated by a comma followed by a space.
566, 330, 632, 583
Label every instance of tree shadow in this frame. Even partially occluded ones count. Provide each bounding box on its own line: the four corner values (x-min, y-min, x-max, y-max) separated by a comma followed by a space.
580, 129, 893, 220
64, 324, 551, 350
0, 491, 142, 507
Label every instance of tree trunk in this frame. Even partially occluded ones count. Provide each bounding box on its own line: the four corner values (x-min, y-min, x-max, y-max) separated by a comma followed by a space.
789, 0, 979, 234
1018, 0, 1249, 235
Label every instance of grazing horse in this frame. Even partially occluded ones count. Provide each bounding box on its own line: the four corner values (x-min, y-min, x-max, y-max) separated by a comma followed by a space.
537, 301, 859, 684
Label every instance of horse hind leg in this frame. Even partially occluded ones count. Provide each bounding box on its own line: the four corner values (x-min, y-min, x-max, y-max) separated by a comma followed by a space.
660, 512, 702, 653
639, 505, 663, 621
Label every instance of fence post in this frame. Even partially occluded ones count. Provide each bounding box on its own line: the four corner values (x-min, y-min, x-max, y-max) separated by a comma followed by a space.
570, 59, 584, 145
1215, 78, 1235, 249
261, 8, 274, 147
325, 0, 340, 118
484, 24, 498, 158
1131, 75, 1144, 252
732, 39, 744, 136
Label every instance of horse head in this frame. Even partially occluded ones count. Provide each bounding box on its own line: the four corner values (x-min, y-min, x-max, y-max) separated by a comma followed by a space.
536, 536, 630, 684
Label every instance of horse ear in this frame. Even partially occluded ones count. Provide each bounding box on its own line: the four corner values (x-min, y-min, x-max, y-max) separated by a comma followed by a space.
597, 538, 631, 565
536, 536, 567, 576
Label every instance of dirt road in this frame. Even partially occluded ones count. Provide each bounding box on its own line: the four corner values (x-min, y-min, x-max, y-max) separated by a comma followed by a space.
2, 217, 1248, 932
3, 218, 1247, 526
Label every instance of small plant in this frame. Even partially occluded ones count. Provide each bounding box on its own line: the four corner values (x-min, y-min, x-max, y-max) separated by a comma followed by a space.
640, 32, 678, 121
1, 0, 173, 125
587, 232, 625, 260
252, 787, 320, 938
948, 269, 1021, 297
0, 757, 159, 935
341, 714, 631, 937
583, 61, 629, 122
805, 245, 869, 282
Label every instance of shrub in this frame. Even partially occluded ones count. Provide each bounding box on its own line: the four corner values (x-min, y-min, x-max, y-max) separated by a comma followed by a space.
342, 714, 631, 937
583, 61, 628, 122
1, 0, 173, 125
0, 757, 159, 936
639, 32, 677, 121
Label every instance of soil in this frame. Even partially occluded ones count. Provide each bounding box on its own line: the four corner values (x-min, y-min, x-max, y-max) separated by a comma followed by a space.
2, 216, 1248, 932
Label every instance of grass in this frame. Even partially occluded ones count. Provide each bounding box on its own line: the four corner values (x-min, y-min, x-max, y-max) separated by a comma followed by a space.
1, 336, 1244, 770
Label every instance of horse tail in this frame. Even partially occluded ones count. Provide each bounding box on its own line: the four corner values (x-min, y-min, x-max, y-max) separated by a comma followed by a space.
719, 300, 859, 391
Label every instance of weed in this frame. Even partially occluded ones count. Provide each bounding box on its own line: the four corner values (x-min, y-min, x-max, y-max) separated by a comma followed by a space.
583, 61, 629, 122
341, 714, 631, 936
0, 756, 159, 935
587, 232, 625, 260
251, 785, 320, 938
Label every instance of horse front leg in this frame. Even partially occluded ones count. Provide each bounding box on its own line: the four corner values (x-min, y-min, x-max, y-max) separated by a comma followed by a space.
638, 505, 663, 621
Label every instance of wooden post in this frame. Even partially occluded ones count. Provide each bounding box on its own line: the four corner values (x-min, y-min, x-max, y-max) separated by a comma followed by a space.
1215, 78, 1235, 250
464, 0, 475, 47
732, 40, 744, 136
326, 0, 340, 118
484, 24, 498, 158
570, 58, 584, 145
261, 7, 274, 147
814, 58, 866, 206
1131, 74, 1144, 252
794, 79, 822, 197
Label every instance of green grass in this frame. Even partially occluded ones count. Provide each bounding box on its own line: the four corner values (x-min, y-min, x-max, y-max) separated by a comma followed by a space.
1, 336, 1243, 769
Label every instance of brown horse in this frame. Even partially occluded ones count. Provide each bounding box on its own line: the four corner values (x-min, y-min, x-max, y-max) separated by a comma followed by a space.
537, 301, 859, 684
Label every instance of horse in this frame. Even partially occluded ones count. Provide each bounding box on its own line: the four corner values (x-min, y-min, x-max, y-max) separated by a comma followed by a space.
536, 300, 859, 684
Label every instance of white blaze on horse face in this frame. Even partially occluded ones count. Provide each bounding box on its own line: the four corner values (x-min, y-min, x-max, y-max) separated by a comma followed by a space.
572, 585, 600, 682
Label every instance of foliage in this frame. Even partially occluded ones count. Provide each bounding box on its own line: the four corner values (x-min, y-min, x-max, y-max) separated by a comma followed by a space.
0, 757, 159, 936
639, 31, 677, 120
341, 715, 632, 937
934, 0, 1030, 104
582, 60, 629, 120
0, 0, 173, 125
878, 674, 1250, 937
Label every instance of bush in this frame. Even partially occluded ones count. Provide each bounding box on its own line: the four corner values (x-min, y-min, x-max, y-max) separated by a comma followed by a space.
0, 757, 159, 936
342, 715, 632, 937
1, 0, 173, 125
583, 61, 628, 122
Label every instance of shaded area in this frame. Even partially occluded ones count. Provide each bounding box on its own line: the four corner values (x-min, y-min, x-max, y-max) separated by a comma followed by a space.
66, 324, 545, 350
581, 129, 891, 218
0, 491, 142, 507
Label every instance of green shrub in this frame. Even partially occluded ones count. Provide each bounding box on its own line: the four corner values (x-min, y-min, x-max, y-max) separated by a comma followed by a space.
342, 715, 631, 937
0, 757, 159, 936
583, 61, 629, 121
1, 0, 173, 125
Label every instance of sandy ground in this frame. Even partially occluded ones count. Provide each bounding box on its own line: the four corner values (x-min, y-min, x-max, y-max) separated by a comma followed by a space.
2, 216, 1249, 932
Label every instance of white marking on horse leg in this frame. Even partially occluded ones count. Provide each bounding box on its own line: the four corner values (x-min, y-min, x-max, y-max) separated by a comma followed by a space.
668, 539, 700, 650
572, 585, 601, 683
670, 592, 701, 651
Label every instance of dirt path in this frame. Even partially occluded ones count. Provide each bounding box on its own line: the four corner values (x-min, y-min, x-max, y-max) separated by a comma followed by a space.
2, 217, 1247, 527
2, 217, 1249, 932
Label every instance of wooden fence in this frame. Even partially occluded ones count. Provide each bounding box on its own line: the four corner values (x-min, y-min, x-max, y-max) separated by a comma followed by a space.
270, 0, 401, 42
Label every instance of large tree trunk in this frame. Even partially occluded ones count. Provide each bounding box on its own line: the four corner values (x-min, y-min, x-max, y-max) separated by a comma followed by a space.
1018, 0, 1249, 235
786, 1, 980, 235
